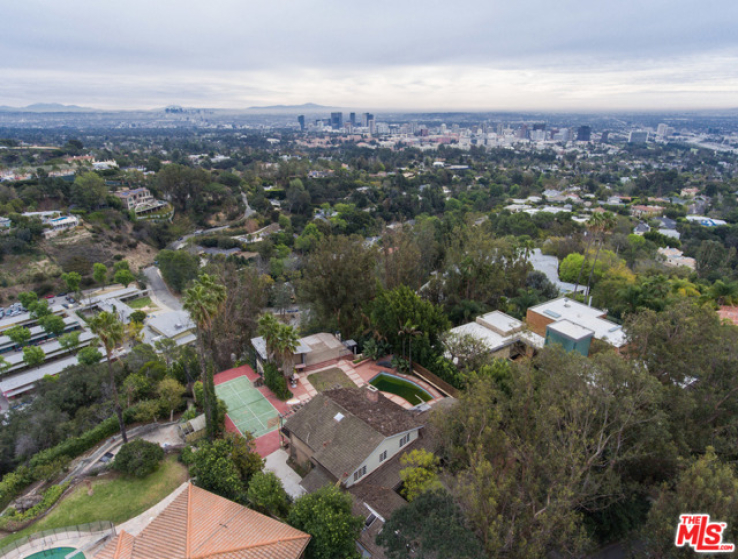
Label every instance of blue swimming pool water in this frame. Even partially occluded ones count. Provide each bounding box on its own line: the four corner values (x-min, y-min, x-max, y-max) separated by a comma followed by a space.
23, 547, 84, 559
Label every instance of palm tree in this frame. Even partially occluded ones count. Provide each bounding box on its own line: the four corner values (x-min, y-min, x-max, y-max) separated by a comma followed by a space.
585, 212, 617, 298
275, 323, 300, 378
708, 280, 738, 307
398, 320, 421, 374
573, 212, 603, 295
182, 274, 227, 441
89, 311, 128, 443
258, 312, 282, 363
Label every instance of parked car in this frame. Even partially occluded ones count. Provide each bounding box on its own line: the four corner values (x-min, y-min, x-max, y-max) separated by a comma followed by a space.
43, 293, 54, 299
66, 296, 76, 303
56, 292, 67, 297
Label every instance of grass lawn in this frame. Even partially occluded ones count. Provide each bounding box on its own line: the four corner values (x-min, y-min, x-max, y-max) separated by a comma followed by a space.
127, 296, 153, 310
308, 367, 356, 392
0, 455, 188, 546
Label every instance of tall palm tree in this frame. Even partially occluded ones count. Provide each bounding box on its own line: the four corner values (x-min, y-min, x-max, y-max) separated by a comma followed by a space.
709, 280, 738, 307
182, 274, 227, 440
89, 311, 128, 443
398, 320, 421, 373
257, 312, 282, 363
585, 212, 617, 297
275, 323, 300, 378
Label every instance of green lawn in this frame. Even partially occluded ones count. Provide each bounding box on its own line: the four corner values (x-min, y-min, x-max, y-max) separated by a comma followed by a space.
308, 367, 356, 392
127, 297, 154, 310
0, 455, 188, 546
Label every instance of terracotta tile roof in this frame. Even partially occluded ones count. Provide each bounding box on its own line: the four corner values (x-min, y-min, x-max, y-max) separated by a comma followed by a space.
94, 484, 310, 559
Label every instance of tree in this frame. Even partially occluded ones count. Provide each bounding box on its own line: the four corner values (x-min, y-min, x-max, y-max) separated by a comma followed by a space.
0, 356, 10, 376
61, 272, 81, 299
157, 249, 200, 292
300, 234, 378, 337
399, 449, 443, 501
573, 212, 602, 295
28, 299, 51, 320
6, 326, 31, 348
39, 315, 65, 337
157, 378, 185, 421
18, 291, 38, 310
435, 347, 666, 557
22, 346, 45, 369
640, 448, 738, 557
89, 311, 128, 443
113, 439, 164, 478
71, 172, 106, 210
288, 485, 364, 559
247, 471, 291, 518
182, 274, 227, 440
123, 373, 152, 407
377, 490, 484, 559
585, 211, 617, 296
114, 268, 136, 288
257, 312, 281, 363
58, 331, 81, 354
134, 399, 160, 423
77, 346, 103, 365
189, 435, 258, 502
93, 262, 108, 289
129, 310, 146, 324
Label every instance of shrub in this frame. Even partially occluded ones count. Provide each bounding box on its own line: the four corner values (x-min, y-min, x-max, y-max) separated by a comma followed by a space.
263, 363, 291, 400
113, 439, 164, 478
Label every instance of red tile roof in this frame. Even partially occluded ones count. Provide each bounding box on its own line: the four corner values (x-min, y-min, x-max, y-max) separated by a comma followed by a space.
94, 484, 309, 559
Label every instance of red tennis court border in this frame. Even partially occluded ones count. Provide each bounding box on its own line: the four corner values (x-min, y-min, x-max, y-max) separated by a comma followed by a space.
215, 365, 288, 457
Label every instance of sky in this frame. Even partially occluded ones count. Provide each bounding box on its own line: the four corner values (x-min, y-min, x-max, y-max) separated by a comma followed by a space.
2, 0, 738, 111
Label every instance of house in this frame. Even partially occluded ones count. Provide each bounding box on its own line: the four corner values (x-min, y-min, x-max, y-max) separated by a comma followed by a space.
633, 222, 651, 235
284, 387, 423, 490
43, 215, 79, 238
686, 215, 727, 227
114, 188, 155, 210
0, 217, 11, 229
251, 332, 353, 374
446, 310, 544, 360
94, 483, 310, 559
526, 297, 627, 355
658, 247, 696, 270
631, 205, 665, 218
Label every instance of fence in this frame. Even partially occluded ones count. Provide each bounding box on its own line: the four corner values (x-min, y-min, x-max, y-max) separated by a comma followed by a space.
412, 364, 460, 398
0, 521, 115, 559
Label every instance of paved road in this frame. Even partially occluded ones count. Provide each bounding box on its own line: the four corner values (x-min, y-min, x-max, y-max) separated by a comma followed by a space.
143, 266, 182, 312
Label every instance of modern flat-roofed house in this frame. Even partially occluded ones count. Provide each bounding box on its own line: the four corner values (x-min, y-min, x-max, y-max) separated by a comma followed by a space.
94, 483, 310, 559
284, 387, 423, 490
446, 310, 544, 360
526, 297, 626, 356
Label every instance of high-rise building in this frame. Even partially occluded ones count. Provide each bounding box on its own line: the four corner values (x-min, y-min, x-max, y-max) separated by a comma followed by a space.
297, 115, 305, 131
600, 131, 609, 143
362, 113, 374, 127
349, 112, 356, 126
330, 112, 343, 130
533, 123, 546, 131
576, 126, 591, 142
628, 130, 649, 143
368, 118, 376, 135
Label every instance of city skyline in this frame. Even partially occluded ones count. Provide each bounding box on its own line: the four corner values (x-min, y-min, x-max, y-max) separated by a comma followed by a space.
2, 0, 737, 111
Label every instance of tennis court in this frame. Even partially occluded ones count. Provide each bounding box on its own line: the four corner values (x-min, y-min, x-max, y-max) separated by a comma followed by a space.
215, 376, 280, 438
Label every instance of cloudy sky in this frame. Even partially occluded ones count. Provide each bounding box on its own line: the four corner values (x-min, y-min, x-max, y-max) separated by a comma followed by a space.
2, 0, 737, 111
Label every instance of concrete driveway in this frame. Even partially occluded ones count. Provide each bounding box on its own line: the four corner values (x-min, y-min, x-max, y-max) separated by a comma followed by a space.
264, 449, 305, 499
143, 266, 182, 312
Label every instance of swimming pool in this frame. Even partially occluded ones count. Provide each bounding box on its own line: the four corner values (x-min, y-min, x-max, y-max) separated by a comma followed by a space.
369, 372, 433, 404
23, 547, 84, 559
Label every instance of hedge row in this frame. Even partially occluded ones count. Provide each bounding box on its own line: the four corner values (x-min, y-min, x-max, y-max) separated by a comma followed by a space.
0, 482, 70, 531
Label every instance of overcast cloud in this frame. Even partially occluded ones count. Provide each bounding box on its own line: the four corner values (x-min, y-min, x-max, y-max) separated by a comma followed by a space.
1, 0, 737, 110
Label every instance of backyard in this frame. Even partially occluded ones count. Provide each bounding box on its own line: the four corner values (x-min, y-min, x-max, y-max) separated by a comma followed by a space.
0, 455, 188, 547
308, 367, 356, 392
127, 296, 155, 310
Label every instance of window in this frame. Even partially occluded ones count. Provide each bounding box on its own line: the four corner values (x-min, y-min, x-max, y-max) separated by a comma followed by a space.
399, 434, 411, 447
353, 465, 367, 481
364, 513, 377, 529
379, 450, 388, 462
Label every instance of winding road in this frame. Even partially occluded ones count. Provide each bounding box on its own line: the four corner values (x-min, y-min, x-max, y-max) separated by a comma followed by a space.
143, 266, 182, 312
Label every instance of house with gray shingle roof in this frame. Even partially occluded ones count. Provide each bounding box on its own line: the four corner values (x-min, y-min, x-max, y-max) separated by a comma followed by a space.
284, 387, 423, 490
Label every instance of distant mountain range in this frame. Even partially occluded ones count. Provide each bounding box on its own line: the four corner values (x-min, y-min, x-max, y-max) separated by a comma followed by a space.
246, 103, 336, 110
0, 103, 96, 113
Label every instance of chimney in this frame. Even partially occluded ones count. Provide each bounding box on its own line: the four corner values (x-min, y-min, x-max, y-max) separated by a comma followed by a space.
365, 386, 380, 403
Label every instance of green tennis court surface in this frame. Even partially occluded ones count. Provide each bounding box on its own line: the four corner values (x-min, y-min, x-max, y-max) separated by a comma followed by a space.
215, 376, 280, 438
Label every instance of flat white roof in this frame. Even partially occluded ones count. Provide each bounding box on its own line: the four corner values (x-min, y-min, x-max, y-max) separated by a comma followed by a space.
547, 319, 594, 341
449, 322, 513, 352
0, 354, 80, 397
476, 310, 522, 336
530, 297, 627, 347
147, 310, 195, 339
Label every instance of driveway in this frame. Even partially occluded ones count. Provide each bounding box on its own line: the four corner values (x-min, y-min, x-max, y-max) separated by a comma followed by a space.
264, 449, 305, 499
143, 266, 182, 312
